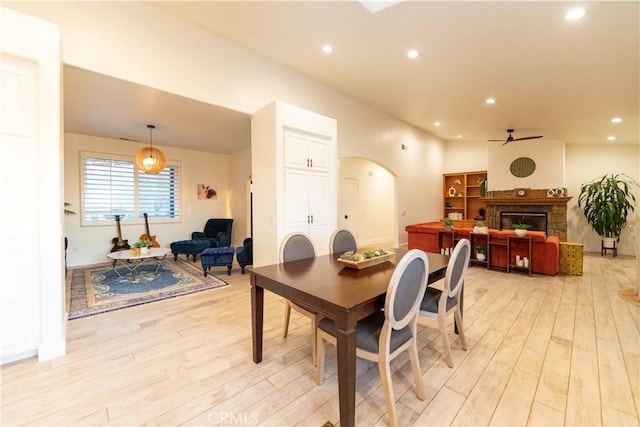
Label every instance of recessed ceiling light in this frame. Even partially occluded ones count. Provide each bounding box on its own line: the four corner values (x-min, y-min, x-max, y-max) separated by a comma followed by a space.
486, 98, 496, 104
611, 117, 623, 123
607, 136, 616, 141
456, 134, 463, 139
407, 49, 419, 59
565, 8, 586, 21
322, 44, 333, 54
434, 122, 441, 127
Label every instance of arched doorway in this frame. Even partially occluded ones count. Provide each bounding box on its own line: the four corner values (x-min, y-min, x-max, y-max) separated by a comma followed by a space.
339, 158, 396, 248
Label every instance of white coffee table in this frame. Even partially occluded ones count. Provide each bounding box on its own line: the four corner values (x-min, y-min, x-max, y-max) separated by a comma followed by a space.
107, 247, 171, 281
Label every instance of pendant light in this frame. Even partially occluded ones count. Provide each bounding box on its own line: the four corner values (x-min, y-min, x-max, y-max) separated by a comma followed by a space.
135, 124, 167, 174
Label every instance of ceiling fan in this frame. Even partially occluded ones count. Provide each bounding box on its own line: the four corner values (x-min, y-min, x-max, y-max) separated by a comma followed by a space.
489, 129, 543, 145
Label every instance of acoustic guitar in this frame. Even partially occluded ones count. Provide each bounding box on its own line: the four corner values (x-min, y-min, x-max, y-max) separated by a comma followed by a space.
140, 213, 160, 248
111, 215, 131, 252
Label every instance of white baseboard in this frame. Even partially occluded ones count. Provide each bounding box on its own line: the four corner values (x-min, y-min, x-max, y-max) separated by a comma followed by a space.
2, 350, 37, 365
38, 338, 66, 361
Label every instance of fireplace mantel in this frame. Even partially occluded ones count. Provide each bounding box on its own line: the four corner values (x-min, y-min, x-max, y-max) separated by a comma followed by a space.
481, 197, 572, 206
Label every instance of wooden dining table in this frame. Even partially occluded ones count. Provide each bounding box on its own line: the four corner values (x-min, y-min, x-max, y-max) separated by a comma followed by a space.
250, 249, 451, 427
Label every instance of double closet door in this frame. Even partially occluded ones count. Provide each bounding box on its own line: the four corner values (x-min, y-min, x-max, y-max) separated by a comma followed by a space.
283, 129, 331, 248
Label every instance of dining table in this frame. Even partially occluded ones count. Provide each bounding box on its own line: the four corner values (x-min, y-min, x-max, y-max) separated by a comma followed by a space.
250, 248, 452, 427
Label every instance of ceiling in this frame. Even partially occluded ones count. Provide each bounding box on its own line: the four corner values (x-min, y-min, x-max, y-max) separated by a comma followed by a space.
65, 1, 639, 152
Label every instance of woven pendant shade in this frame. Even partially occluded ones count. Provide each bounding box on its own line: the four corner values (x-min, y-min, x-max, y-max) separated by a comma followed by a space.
135, 124, 166, 174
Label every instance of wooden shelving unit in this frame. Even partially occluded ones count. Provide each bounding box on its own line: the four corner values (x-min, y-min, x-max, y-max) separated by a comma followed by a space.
443, 170, 487, 227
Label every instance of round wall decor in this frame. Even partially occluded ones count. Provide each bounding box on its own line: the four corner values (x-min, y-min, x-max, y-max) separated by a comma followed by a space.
510, 157, 536, 177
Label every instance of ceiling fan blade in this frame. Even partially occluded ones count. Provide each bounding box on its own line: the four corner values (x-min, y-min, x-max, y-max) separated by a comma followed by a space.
488, 139, 506, 142
513, 136, 543, 141
502, 140, 511, 145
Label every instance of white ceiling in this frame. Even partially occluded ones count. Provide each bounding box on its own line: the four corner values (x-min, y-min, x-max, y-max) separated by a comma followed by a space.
65, 1, 639, 152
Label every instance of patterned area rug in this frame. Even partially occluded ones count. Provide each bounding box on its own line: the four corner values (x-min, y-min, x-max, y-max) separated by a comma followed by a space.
67, 258, 229, 320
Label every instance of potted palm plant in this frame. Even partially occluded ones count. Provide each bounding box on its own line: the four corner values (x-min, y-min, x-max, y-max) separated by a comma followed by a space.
442, 217, 453, 231
475, 245, 486, 261
578, 174, 638, 250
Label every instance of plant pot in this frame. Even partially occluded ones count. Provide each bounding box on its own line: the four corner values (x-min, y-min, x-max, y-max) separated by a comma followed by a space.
444, 225, 452, 232
476, 253, 486, 261
140, 247, 149, 254
515, 229, 528, 237
603, 237, 616, 248
473, 226, 488, 234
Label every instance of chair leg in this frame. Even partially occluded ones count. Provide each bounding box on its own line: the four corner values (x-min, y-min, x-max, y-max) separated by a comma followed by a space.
454, 306, 467, 351
283, 301, 291, 337
438, 311, 454, 368
378, 352, 398, 427
409, 340, 425, 400
316, 332, 325, 385
310, 317, 318, 367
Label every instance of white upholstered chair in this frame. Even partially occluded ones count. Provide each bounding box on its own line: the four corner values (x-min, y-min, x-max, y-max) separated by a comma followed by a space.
280, 232, 321, 365
419, 238, 470, 368
316, 249, 428, 427
328, 227, 357, 255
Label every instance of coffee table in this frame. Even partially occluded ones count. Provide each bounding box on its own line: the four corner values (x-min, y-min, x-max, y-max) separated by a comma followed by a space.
106, 247, 171, 281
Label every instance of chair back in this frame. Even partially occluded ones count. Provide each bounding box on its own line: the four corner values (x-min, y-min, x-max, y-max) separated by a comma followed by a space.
385, 249, 429, 330
280, 232, 316, 263
442, 239, 471, 307
329, 228, 357, 254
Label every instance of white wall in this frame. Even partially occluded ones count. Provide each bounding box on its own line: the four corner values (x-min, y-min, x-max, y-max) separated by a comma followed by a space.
339, 158, 395, 247
64, 132, 246, 266
566, 143, 639, 255
488, 139, 565, 190
7, 1, 446, 250
443, 140, 488, 173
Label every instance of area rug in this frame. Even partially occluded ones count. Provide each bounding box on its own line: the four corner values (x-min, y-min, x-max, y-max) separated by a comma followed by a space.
67, 258, 229, 320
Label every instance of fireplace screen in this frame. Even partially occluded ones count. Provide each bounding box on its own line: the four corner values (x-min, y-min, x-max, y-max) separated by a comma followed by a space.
500, 212, 547, 234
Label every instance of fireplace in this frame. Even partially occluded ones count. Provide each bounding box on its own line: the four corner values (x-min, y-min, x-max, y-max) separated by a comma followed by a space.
482, 189, 571, 241
500, 212, 547, 234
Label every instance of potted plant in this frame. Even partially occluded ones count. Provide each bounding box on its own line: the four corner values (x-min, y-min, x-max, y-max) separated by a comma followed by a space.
578, 173, 639, 250
442, 217, 453, 231
475, 245, 486, 261
512, 223, 531, 237
133, 239, 152, 254
473, 221, 488, 234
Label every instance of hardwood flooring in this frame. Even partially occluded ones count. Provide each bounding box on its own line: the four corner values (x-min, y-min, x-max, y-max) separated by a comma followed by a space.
2, 252, 639, 426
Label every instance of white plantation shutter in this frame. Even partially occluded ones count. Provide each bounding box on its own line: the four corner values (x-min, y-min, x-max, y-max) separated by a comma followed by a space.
81, 153, 180, 224
138, 166, 180, 219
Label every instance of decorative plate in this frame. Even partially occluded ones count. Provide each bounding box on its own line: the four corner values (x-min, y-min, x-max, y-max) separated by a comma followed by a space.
510, 157, 536, 177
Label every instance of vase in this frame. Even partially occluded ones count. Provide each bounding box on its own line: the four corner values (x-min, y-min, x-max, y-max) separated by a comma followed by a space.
515, 229, 527, 237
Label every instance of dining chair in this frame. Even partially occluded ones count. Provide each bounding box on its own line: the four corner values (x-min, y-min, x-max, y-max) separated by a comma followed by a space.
328, 227, 357, 255
419, 238, 470, 368
280, 232, 321, 365
316, 249, 428, 427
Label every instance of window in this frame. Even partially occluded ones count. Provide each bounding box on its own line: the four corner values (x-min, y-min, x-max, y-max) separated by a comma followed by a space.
81, 152, 180, 224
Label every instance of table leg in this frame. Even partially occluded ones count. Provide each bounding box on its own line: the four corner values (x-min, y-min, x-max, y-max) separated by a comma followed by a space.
336, 325, 357, 427
251, 277, 264, 363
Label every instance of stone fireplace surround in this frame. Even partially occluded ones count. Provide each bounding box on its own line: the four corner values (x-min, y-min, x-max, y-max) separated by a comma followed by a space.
482, 189, 571, 241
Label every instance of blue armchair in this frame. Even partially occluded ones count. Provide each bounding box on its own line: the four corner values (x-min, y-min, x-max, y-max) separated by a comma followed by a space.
236, 237, 253, 274
192, 218, 233, 248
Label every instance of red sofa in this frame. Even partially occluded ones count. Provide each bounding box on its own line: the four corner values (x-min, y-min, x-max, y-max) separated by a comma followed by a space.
406, 221, 559, 276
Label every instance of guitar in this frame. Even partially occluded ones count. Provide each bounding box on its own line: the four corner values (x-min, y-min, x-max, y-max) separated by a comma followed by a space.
140, 213, 161, 248
110, 215, 131, 252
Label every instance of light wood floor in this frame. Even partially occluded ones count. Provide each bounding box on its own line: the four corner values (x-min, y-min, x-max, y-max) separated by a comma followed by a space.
2, 253, 639, 426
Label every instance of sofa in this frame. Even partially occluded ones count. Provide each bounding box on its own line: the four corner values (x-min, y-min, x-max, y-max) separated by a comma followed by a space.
191, 218, 233, 248
406, 221, 559, 276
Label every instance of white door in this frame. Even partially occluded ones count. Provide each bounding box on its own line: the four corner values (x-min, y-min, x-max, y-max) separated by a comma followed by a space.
1, 7, 64, 363
308, 171, 330, 252
341, 178, 359, 240
284, 168, 310, 235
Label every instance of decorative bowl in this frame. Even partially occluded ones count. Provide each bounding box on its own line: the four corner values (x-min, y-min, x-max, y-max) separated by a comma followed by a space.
337, 252, 394, 269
